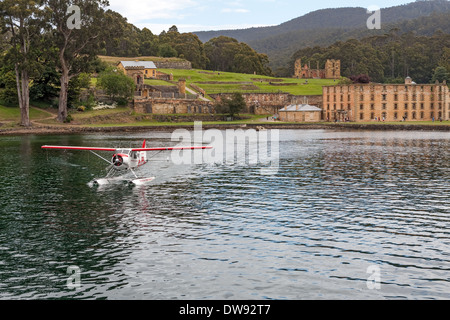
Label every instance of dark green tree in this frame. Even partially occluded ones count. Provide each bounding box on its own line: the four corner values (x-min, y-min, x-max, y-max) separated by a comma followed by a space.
0, 70, 18, 105
103, 10, 140, 57
0, 0, 45, 126
172, 33, 208, 69
158, 43, 177, 58
139, 27, 159, 56
205, 36, 272, 75
217, 92, 246, 118
431, 66, 450, 83
45, 0, 109, 122
29, 65, 60, 103
97, 69, 135, 104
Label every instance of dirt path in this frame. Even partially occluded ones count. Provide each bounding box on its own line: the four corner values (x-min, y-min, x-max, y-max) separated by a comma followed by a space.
30, 106, 58, 126
185, 87, 210, 101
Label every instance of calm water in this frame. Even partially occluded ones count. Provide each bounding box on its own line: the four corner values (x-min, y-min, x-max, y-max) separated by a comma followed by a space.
0, 129, 449, 300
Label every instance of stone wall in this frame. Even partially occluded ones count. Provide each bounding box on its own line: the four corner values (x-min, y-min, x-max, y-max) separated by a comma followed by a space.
133, 98, 214, 115
156, 71, 173, 81
210, 93, 290, 115
210, 93, 323, 115
134, 92, 324, 116
154, 60, 192, 69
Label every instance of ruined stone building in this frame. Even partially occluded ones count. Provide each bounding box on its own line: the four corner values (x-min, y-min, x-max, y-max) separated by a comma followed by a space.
294, 59, 341, 79
323, 77, 450, 122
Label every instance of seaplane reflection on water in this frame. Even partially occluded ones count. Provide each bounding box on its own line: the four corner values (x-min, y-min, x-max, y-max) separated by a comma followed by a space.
42, 140, 212, 186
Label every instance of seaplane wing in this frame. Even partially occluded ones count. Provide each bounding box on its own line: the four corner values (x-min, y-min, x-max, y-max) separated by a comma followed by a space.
41, 145, 212, 152
131, 146, 213, 152
42, 146, 117, 151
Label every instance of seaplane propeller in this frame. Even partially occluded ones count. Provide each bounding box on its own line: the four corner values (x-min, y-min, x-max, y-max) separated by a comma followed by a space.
112, 154, 124, 167
41, 140, 212, 186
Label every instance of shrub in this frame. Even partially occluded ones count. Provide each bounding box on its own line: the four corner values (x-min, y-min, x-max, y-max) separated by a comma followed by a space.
97, 70, 135, 103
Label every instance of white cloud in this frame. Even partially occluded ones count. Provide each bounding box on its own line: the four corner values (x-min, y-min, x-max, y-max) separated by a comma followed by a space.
221, 8, 249, 13
107, 0, 264, 34
108, 0, 197, 22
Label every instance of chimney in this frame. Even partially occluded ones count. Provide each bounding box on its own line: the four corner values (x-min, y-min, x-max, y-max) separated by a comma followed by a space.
178, 78, 186, 94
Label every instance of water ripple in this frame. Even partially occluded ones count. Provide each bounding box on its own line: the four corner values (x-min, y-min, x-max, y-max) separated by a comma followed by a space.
0, 130, 449, 299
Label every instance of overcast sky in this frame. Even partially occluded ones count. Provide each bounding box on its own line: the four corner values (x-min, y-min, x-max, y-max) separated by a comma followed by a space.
108, 0, 415, 34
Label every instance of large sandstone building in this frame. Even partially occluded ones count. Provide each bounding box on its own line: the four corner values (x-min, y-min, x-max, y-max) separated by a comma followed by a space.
294, 59, 341, 79
323, 77, 450, 122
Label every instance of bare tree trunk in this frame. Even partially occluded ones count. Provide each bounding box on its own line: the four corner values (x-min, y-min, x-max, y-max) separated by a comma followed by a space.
57, 73, 69, 122
57, 54, 70, 122
21, 70, 30, 127
15, 64, 31, 127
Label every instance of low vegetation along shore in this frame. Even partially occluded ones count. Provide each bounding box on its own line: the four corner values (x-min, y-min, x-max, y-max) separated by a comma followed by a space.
0, 105, 449, 136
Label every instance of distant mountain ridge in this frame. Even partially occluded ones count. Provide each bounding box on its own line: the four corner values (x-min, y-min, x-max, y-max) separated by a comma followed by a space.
194, 0, 450, 72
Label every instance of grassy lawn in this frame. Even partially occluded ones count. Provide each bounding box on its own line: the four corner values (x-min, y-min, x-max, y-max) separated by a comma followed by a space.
0, 105, 52, 121
69, 107, 130, 120
158, 68, 335, 95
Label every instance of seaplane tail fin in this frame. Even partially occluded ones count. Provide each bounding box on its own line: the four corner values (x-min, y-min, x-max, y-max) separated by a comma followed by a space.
141, 140, 147, 162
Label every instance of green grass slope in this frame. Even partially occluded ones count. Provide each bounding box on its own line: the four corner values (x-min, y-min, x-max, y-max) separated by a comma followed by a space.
0, 105, 52, 121
158, 68, 335, 95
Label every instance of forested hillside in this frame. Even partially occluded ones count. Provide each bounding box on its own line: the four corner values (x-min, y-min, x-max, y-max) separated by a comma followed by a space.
195, 1, 450, 44
267, 11, 450, 75
291, 31, 450, 84
194, 1, 450, 73
87, 1, 450, 77
100, 14, 272, 76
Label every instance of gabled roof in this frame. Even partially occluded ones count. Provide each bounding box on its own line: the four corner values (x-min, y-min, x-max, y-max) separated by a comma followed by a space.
279, 104, 322, 112
119, 61, 157, 69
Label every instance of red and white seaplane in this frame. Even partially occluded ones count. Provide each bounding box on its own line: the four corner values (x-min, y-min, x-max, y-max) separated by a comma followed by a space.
42, 140, 212, 186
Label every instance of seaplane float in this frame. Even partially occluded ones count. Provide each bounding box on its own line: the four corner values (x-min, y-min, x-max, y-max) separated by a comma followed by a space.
42, 140, 212, 186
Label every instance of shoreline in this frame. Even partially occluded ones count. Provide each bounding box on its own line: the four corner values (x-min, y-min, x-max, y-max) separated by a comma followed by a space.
1, 122, 450, 136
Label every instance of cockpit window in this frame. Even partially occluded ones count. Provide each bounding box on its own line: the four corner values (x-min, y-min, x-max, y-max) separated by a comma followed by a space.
117, 149, 132, 155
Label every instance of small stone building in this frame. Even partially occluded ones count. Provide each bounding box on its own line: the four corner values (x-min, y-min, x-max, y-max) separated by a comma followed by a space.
117, 61, 158, 85
278, 104, 323, 122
